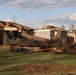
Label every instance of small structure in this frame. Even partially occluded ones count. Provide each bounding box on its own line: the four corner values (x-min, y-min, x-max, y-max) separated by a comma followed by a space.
34, 29, 55, 40
67, 32, 76, 43
34, 28, 67, 43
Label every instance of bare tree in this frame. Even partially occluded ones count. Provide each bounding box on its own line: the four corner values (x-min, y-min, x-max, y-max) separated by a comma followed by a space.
69, 24, 74, 32
61, 25, 66, 30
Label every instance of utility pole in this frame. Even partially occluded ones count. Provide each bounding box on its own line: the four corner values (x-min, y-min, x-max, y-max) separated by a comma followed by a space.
14, 16, 16, 23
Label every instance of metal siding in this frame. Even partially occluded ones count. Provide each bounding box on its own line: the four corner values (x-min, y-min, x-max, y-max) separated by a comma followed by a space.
34, 30, 51, 39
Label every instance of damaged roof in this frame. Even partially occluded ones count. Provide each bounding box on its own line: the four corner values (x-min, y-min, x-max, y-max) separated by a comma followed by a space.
0, 21, 33, 30
37, 25, 60, 31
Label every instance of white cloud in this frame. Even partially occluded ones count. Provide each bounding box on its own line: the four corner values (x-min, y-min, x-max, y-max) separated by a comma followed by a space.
5, 19, 10, 22
17, 20, 32, 26
0, 0, 76, 10
70, 13, 76, 20
41, 13, 76, 26
47, 23, 55, 25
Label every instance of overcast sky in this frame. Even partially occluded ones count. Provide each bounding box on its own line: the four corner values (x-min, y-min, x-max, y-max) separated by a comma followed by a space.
0, 0, 76, 29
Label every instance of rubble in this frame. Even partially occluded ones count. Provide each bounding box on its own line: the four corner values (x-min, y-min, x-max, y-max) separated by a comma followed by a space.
0, 21, 76, 54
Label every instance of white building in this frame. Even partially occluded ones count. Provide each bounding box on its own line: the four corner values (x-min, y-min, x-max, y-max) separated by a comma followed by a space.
34, 29, 56, 40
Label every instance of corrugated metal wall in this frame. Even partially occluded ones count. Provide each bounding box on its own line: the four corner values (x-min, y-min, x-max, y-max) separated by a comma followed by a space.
34, 30, 55, 40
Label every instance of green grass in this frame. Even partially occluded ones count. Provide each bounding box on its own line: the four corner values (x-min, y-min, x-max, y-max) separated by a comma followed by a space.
0, 49, 76, 75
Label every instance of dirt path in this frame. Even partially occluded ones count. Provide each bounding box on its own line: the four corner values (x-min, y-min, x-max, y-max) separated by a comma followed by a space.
21, 64, 76, 75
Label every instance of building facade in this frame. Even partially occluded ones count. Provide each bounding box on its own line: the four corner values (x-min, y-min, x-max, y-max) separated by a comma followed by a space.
0, 26, 21, 45
34, 29, 55, 40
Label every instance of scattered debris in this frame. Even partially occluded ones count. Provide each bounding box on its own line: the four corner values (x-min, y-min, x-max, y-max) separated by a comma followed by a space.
0, 21, 76, 54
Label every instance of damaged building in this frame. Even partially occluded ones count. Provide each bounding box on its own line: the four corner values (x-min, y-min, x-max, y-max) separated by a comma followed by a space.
34, 25, 67, 42
0, 21, 34, 45
34, 29, 55, 40
0, 21, 69, 47
67, 31, 76, 43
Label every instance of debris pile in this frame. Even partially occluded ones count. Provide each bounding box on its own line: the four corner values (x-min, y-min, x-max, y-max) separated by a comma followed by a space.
0, 21, 76, 54
68, 43, 76, 49
67, 43, 76, 54
0, 21, 31, 30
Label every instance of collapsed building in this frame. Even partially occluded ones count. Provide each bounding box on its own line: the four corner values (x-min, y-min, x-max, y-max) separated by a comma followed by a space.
0, 21, 74, 48
0, 21, 34, 45
0, 21, 76, 53
34, 25, 67, 42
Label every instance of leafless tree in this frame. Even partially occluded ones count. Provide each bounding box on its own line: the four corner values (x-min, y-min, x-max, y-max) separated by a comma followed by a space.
69, 24, 74, 32
61, 25, 66, 30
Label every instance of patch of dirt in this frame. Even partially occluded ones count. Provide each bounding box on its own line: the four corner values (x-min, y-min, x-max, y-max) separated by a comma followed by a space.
21, 64, 76, 75
0, 45, 10, 50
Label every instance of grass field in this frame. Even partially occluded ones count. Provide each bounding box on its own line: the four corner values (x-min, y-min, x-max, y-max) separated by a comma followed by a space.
0, 49, 76, 75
